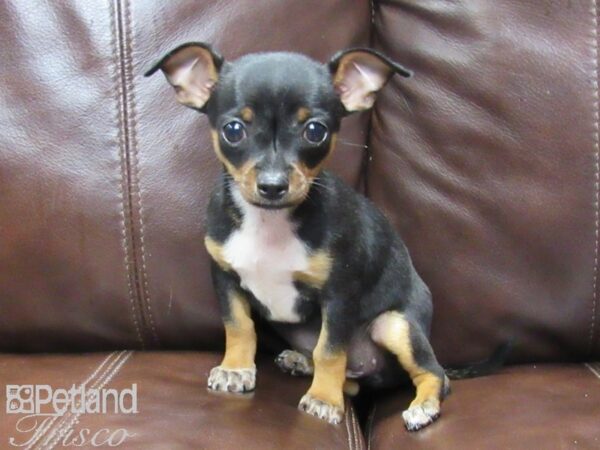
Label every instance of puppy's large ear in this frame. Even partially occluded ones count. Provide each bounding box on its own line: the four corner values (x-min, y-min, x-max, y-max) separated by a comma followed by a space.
329, 48, 412, 113
145, 42, 224, 110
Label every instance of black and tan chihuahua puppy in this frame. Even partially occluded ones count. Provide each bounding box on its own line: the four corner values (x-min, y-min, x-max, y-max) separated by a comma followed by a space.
146, 43, 448, 430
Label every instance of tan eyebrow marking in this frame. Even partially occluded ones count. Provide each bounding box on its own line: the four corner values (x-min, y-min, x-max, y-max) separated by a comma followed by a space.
240, 107, 254, 122
297, 107, 311, 122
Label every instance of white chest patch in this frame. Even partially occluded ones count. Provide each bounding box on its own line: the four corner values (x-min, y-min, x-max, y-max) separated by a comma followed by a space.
222, 189, 309, 322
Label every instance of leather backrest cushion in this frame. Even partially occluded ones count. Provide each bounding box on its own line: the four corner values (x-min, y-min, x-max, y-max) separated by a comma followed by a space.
0, 1, 371, 351
368, 0, 600, 363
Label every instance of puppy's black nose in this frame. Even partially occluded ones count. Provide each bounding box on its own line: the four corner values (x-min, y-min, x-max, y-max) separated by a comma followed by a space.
257, 173, 289, 201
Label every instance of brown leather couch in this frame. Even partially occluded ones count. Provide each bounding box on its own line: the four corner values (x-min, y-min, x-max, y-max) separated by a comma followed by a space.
1, 1, 599, 449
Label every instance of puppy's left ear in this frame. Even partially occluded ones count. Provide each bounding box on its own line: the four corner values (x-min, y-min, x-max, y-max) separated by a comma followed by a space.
145, 42, 224, 110
328, 48, 412, 113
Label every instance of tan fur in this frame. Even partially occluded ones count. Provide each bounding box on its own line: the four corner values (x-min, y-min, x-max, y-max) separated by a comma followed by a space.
204, 236, 231, 271
332, 57, 351, 87
297, 107, 311, 122
211, 130, 259, 201
371, 311, 442, 409
211, 129, 238, 177
306, 318, 347, 409
289, 133, 338, 202
241, 107, 254, 122
293, 251, 332, 289
212, 129, 339, 207
220, 292, 256, 369
343, 380, 360, 396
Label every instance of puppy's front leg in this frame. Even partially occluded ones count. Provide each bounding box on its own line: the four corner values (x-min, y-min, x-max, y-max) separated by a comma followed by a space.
299, 310, 348, 424
208, 264, 257, 393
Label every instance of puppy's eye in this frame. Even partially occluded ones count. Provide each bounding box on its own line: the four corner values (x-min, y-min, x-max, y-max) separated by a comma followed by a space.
222, 121, 247, 144
303, 121, 328, 144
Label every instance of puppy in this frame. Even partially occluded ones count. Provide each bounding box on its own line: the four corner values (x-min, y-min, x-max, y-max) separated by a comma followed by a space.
146, 43, 447, 430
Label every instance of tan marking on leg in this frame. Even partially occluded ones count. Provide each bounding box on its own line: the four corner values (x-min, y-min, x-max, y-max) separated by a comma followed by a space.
371, 312, 442, 409
220, 292, 256, 369
240, 106, 254, 123
293, 251, 332, 288
204, 236, 231, 271
306, 319, 347, 409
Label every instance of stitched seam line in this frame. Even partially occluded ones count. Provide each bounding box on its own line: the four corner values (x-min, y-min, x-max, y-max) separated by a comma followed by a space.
349, 402, 357, 450
585, 362, 600, 379
115, 0, 148, 343
370, 0, 375, 27
350, 403, 361, 450
40, 351, 134, 450
24, 352, 118, 450
24, 352, 120, 450
590, 0, 600, 357
38, 352, 128, 450
344, 398, 354, 450
110, 0, 144, 348
366, 405, 376, 450
113, 0, 153, 347
360, 0, 377, 197
122, 0, 159, 345
47, 352, 134, 450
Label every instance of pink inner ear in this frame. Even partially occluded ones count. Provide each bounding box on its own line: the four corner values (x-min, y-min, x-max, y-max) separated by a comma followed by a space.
169, 56, 201, 86
334, 53, 393, 112
349, 61, 388, 92
162, 47, 218, 109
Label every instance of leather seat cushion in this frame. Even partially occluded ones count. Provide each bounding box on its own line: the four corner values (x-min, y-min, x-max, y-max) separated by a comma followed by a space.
0, 351, 364, 450
367, 363, 600, 450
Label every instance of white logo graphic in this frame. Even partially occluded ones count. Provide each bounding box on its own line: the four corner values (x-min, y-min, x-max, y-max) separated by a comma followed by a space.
6, 384, 138, 415
5, 384, 137, 447
6, 385, 35, 414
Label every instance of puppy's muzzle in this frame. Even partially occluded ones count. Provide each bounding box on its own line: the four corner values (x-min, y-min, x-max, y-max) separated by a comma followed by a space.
256, 172, 289, 201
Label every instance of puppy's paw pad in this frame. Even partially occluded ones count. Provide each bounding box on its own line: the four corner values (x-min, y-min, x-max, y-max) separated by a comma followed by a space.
207, 365, 256, 393
275, 350, 313, 376
402, 401, 440, 431
298, 394, 343, 425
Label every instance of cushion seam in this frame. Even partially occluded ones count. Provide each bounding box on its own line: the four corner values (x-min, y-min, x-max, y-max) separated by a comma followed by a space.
110, 0, 144, 348
122, 0, 160, 347
590, 0, 600, 358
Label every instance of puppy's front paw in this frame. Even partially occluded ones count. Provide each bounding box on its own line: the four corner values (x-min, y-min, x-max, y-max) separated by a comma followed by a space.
402, 400, 440, 431
298, 394, 343, 425
207, 365, 256, 393
275, 350, 313, 376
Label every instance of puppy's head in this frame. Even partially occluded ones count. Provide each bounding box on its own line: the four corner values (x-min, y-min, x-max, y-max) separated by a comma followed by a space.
146, 43, 411, 209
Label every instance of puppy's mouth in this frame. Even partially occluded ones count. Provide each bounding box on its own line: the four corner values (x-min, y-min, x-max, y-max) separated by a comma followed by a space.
236, 186, 308, 210
231, 167, 311, 209
247, 199, 298, 210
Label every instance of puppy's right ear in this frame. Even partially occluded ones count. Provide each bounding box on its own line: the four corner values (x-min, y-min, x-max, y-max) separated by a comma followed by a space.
145, 42, 224, 110
329, 48, 411, 113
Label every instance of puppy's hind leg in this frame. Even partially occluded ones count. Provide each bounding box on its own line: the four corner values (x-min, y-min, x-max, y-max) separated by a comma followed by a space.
371, 311, 447, 431
276, 349, 359, 396
276, 350, 314, 376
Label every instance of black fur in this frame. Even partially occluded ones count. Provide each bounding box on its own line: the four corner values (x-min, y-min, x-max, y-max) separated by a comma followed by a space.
147, 44, 509, 399
207, 169, 433, 351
